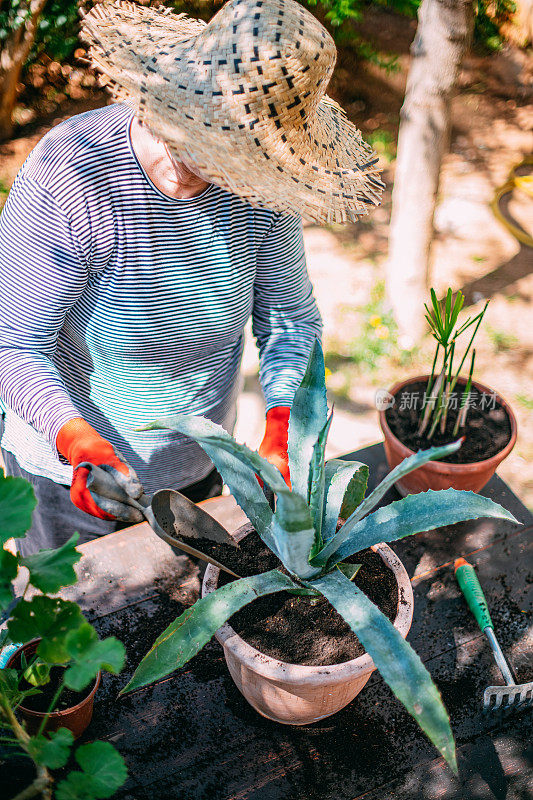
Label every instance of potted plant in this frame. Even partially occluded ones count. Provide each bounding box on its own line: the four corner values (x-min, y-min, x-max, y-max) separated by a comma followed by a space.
379, 289, 517, 495
120, 340, 517, 774
0, 470, 128, 800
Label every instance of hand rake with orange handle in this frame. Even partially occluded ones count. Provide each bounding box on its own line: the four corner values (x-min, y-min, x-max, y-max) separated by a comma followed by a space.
454, 558, 533, 712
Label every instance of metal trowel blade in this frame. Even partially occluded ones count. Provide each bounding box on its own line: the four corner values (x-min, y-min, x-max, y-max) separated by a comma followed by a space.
151, 489, 241, 578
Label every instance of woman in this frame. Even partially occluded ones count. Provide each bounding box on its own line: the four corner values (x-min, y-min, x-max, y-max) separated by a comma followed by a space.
0, 0, 383, 555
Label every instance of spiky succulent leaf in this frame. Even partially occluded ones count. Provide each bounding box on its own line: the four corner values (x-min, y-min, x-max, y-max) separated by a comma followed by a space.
287, 339, 328, 501
140, 413, 277, 551
273, 491, 321, 579
315, 440, 463, 565
308, 411, 333, 550
315, 489, 518, 567
322, 460, 368, 544
308, 569, 457, 773
121, 569, 297, 694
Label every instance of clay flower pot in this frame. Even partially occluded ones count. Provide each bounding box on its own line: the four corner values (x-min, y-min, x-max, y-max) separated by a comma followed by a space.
6, 640, 101, 738
202, 526, 414, 726
379, 376, 517, 496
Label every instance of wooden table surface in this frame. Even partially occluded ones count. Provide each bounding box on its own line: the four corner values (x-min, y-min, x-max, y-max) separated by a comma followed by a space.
4, 444, 532, 800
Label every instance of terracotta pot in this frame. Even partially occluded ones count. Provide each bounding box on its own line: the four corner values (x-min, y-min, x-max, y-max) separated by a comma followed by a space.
202, 525, 414, 726
6, 640, 101, 738
379, 376, 517, 496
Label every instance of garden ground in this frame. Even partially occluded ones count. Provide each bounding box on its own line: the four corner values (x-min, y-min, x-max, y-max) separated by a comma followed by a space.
1, 9, 531, 506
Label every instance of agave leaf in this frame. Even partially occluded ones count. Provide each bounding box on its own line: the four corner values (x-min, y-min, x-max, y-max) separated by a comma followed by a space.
120, 569, 297, 694
322, 460, 369, 544
308, 569, 457, 773
273, 491, 322, 579
140, 413, 277, 551
315, 440, 463, 566
308, 411, 334, 549
287, 339, 328, 501
317, 489, 518, 567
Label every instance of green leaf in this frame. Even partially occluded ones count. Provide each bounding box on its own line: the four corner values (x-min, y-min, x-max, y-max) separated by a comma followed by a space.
55, 741, 128, 800
322, 460, 368, 544
27, 728, 74, 769
449, 291, 464, 331
24, 659, 51, 687
336, 562, 361, 581
0, 548, 18, 609
272, 491, 321, 579
0, 472, 36, 544
0, 667, 22, 705
320, 489, 518, 566
140, 413, 277, 551
7, 597, 85, 663
287, 339, 328, 500
121, 569, 297, 694
315, 440, 463, 565
309, 569, 457, 773
308, 411, 333, 547
21, 533, 81, 594
64, 623, 125, 692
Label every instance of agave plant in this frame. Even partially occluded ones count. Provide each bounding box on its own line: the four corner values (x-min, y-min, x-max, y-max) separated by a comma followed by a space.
121, 340, 517, 773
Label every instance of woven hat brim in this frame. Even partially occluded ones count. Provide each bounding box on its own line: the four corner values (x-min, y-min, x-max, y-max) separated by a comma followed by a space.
82, 2, 384, 223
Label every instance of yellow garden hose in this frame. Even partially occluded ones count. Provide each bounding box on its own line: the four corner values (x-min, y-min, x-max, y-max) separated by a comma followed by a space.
490, 156, 533, 247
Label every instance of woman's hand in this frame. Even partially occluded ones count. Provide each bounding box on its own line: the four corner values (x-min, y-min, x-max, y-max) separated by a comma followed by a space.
258, 406, 291, 487
56, 418, 144, 521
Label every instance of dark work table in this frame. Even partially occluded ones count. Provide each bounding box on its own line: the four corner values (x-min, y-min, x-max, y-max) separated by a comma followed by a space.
3, 443, 532, 799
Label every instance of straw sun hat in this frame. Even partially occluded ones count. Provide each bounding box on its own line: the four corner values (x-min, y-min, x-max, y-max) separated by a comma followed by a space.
81, 0, 384, 223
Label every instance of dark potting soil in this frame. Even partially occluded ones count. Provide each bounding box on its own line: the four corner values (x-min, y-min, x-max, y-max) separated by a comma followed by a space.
218, 531, 398, 666
386, 381, 512, 463
19, 666, 93, 713
173, 532, 263, 578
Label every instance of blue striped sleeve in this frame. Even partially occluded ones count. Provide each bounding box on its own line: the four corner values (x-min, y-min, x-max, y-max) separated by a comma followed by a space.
252, 213, 322, 409
0, 178, 88, 450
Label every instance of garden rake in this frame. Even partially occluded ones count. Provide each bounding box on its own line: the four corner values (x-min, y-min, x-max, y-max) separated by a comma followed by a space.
454, 558, 533, 713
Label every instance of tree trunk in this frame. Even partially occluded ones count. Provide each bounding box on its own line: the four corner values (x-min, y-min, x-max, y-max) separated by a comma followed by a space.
385, 0, 475, 347
0, 0, 49, 141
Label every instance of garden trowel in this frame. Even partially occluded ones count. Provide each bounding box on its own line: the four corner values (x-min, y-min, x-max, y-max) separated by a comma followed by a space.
81, 463, 241, 577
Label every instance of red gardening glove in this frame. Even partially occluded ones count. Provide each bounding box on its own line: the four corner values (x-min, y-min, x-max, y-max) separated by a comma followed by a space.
56, 418, 143, 521
258, 406, 291, 487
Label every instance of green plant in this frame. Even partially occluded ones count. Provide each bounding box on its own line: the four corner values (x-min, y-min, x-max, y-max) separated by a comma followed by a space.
0, 470, 127, 800
486, 324, 518, 354
345, 282, 414, 372
418, 288, 489, 440
121, 339, 517, 773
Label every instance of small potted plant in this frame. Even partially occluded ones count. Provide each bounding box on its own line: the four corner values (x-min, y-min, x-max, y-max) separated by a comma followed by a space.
120, 340, 517, 774
0, 470, 128, 800
379, 289, 517, 495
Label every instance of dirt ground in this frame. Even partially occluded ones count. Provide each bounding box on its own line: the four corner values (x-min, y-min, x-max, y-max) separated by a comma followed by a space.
1, 9, 531, 507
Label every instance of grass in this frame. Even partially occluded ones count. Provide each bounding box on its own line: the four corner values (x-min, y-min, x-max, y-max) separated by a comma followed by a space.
486, 325, 519, 353
365, 130, 396, 163
515, 394, 533, 411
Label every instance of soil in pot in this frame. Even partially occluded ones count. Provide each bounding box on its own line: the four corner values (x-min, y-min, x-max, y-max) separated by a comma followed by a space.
218, 532, 398, 667
11, 655, 95, 713
386, 381, 512, 463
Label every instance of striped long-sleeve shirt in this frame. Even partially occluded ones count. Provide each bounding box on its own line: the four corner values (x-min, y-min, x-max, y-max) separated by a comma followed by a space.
0, 103, 322, 493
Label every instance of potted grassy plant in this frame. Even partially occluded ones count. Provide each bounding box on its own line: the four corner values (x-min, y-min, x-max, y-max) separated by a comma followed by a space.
120, 340, 517, 774
379, 289, 517, 494
0, 470, 127, 800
